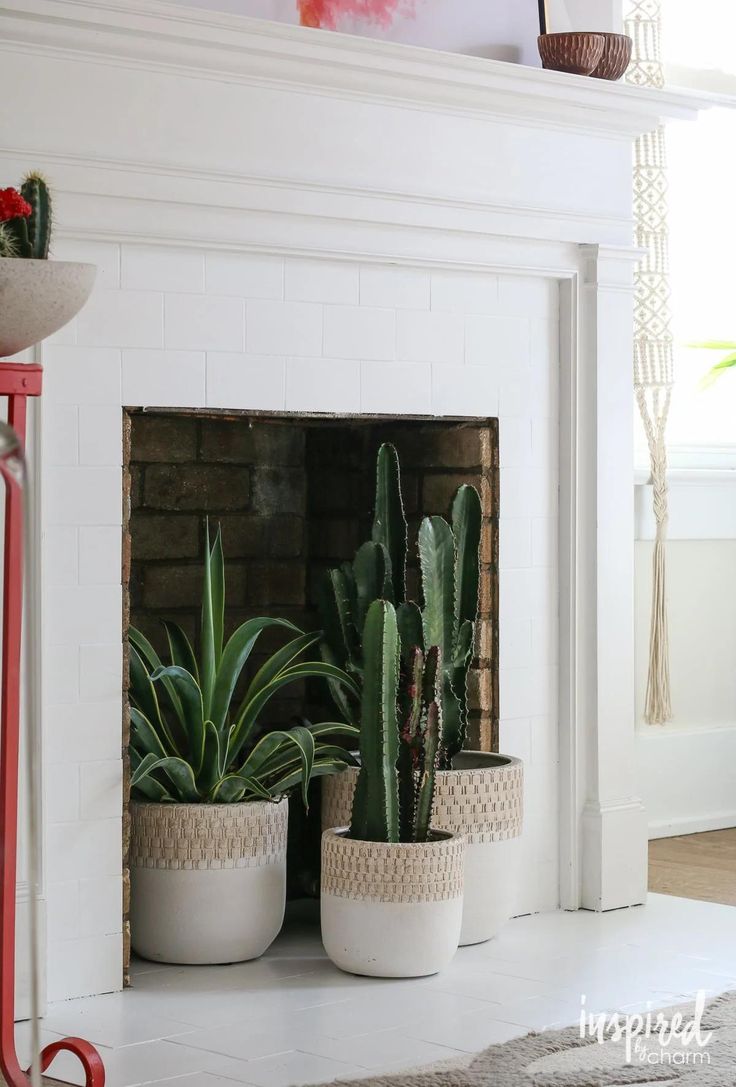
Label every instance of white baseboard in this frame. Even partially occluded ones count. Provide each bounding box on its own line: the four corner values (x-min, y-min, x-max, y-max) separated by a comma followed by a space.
648, 812, 736, 839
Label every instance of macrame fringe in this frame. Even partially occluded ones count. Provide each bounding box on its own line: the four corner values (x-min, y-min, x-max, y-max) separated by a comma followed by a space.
635, 382, 672, 724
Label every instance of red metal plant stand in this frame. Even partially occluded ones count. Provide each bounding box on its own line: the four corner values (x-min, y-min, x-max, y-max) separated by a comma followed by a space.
0, 362, 105, 1086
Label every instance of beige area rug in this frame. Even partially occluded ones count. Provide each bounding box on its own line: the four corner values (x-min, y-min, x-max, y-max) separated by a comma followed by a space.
313, 992, 736, 1086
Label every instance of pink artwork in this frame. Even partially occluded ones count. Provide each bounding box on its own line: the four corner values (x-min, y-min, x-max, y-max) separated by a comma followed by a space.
298, 0, 415, 30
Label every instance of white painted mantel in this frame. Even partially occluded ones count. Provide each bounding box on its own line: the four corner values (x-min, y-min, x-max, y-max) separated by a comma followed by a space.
0, 0, 709, 1002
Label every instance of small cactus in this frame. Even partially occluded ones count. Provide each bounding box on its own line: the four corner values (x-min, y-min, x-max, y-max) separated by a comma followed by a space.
0, 173, 52, 260
20, 173, 52, 259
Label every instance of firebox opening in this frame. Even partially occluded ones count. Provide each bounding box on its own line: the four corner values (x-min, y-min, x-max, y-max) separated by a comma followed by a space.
122, 409, 499, 977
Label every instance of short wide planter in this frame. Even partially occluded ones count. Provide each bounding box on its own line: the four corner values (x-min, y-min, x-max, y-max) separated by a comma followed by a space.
322, 752, 523, 946
130, 798, 288, 965
321, 828, 464, 978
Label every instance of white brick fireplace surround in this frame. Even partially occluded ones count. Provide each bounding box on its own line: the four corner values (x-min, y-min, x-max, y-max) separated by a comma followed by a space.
0, 0, 707, 1003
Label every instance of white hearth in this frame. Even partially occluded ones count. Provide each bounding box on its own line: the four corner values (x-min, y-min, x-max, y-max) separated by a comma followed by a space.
0, 0, 708, 1003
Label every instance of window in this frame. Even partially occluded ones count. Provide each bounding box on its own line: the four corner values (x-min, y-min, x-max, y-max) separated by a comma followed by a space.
636, 2, 736, 468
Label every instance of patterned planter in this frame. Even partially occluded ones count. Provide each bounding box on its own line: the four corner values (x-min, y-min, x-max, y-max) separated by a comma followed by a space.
130, 798, 288, 964
321, 828, 464, 978
322, 752, 524, 945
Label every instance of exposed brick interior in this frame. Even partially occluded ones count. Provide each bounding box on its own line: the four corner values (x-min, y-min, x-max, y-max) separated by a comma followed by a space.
126, 411, 498, 748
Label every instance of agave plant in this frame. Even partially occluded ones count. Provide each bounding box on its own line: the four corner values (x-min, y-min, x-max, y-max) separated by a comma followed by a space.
129, 526, 360, 805
320, 443, 481, 767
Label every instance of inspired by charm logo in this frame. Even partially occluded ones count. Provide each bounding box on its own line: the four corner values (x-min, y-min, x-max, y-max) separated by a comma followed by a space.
579, 991, 714, 1067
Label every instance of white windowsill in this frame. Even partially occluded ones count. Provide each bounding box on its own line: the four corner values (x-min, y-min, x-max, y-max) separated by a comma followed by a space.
635, 469, 736, 540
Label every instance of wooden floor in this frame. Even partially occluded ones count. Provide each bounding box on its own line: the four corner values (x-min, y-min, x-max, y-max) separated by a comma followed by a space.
649, 829, 736, 906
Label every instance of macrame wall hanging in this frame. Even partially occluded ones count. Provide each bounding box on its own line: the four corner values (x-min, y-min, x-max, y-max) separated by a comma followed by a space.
625, 0, 674, 724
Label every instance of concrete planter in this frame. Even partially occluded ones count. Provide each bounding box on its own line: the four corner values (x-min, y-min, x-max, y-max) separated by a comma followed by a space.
321, 827, 464, 978
130, 798, 288, 964
0, 259, 96, 357
322, 751, 523, 945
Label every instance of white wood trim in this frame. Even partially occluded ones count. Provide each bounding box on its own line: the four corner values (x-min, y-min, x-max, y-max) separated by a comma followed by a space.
0, 0, 711, 137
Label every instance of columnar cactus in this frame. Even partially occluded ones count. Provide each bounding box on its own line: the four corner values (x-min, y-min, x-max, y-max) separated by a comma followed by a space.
350, 600, 441, 845
321, 442, 482, 766
20, 173, 52, 259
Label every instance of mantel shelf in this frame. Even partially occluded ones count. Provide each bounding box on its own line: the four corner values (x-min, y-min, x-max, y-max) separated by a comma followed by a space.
0, 0, 715, 138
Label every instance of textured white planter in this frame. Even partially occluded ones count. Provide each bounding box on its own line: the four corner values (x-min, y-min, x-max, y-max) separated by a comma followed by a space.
321, 828, 464, 978
0, 258, 96, 357
322, 752, 523, 945
130, 798, 287, 964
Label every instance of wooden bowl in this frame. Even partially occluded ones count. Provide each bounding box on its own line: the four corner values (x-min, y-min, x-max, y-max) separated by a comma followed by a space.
591, 33, 633, 80
538, 32, 605, 76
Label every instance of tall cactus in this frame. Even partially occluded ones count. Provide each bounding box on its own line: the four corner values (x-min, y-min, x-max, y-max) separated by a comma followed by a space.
321, 442, 482, 768
418, 487, 481, 765
350, 600, 400, 843
20, 173, 52, 259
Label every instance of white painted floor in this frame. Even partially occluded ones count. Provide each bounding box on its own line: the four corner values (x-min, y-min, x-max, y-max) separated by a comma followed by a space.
22, 894, 736, 1087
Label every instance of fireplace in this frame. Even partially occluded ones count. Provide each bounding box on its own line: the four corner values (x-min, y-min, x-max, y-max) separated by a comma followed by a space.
122, 411, 500, 974
8, 0, 694, 1004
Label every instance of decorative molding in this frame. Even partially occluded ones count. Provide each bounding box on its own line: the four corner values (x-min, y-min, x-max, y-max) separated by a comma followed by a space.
0, 0, 711, 138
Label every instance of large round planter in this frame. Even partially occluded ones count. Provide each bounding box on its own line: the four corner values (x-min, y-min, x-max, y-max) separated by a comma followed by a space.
321, 828, 464, 978
0, 258, 96, 357
322, 752, 523, 946
130, 798, 288, 965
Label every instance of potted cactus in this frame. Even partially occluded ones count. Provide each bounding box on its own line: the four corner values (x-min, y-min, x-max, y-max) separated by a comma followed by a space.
129, 525, 359, 965
321, 599, 464, 978
0, 174, 95, 357
321, 443, 524, 945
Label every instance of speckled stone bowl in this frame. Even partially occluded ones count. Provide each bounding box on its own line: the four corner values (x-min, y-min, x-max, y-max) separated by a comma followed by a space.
591, 33, 633, 81
0, 259, 96, 357
537, 32, 605, 76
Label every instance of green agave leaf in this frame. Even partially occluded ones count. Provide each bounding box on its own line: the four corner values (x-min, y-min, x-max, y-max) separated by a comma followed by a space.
201, 523, 225, 718
210, 775, 248, 803
371, 443, 407, 603
268, 757, 350, 798
132, 755, 200, 802
243, 628, 316, 706
304, 721, 360, 740
210, 617, 301, 733
228, 662, 358, 767
199, 720, 223, 795
162, 620, 199, 684
129, 706, 169, 759
234, 726, 315, 808
152, 666, 205, 775
129, 644, 180, 755
419, 516, 455, 664
130, 750, 172, 802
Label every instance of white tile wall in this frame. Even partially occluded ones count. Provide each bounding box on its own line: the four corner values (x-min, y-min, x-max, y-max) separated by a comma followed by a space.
41, 243, 560, 1002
